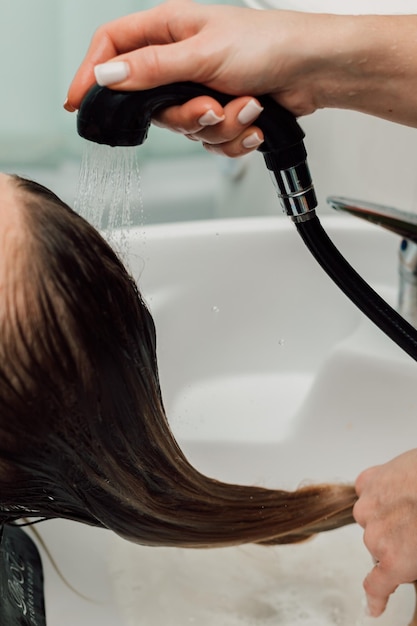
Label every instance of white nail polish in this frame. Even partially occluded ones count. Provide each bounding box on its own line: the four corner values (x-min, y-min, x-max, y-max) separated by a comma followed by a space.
94, 61, 130, 86
242, 131, 263, 149
198, 110, 225, 126
237, 99, 264, 125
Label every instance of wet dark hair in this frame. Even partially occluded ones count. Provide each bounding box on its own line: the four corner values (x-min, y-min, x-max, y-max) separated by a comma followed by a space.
0, 175, 356, 547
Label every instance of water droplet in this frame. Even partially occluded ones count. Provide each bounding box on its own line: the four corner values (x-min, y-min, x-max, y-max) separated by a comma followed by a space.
212, 306, 220, 314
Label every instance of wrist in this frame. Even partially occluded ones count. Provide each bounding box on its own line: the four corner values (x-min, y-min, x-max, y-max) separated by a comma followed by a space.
263, 12, 371, 117
313, 15, 417, 124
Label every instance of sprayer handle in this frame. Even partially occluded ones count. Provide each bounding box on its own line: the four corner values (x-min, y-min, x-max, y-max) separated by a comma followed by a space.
77, 82, 306, 169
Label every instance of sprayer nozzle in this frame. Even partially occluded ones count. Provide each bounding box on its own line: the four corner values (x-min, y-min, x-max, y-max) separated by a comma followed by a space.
77, 87, 150, 147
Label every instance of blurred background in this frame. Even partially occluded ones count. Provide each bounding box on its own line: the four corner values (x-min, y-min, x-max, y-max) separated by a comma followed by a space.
1, 0, 417, 223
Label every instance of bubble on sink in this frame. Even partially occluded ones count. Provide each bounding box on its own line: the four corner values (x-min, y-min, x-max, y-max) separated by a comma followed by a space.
107, 526, 414, 625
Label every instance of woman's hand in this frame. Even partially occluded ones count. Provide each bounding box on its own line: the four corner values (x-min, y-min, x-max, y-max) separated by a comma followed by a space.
152, 95, 265, 157
65, 1, 345, 157
354, 449, 417, 617
66, 2, 327, 114
66, 1, 417, 154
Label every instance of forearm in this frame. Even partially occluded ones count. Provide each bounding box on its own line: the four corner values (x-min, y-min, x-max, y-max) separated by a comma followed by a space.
301, 14, 417, 126
68, 4, 417, 124
66, 2, 417, 155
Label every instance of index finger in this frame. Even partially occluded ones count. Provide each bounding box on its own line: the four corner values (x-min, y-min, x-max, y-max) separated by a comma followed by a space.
67, 2, 194, 109
354, 465, 379, 496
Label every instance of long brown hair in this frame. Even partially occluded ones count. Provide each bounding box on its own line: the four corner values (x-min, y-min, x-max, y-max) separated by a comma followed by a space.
0, 175, 356, 547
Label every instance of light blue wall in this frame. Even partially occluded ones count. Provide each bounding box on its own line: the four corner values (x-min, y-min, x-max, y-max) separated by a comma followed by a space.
0, 1, 132, 164
0, 0, 233, 166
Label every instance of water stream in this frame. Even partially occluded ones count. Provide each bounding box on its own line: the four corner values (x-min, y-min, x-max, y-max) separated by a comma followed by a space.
75, 143, 144, 265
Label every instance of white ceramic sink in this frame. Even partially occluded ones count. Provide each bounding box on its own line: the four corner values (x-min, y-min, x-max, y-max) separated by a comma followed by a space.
38, 214, 417, 625
131, 215, 417, 484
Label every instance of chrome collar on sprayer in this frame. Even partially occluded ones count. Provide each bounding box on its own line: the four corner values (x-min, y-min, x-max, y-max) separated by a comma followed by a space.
263, 151, 317, 221
76, 82, 317, 220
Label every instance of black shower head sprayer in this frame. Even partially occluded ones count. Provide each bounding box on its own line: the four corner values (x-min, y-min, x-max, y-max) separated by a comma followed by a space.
76, 82, 417, 364
77, 82, 317, 218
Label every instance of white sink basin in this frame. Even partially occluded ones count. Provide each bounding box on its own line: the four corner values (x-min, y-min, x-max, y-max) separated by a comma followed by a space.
39, 215, 417, 625
130, 215, 416, 483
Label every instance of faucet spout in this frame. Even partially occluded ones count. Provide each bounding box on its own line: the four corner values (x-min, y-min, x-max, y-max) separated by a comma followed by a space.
327, 195, 417, 327
327, 196, 417, 243
399, 239, 417, 327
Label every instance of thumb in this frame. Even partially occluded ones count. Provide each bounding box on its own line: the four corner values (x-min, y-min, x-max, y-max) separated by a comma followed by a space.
94, 40, 202, 91
363, 564, 396, 617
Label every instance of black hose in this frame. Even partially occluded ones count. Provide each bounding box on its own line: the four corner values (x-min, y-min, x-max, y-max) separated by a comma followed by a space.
295, 214, 417, 362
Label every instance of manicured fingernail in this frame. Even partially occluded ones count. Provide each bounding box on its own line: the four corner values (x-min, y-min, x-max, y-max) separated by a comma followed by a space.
242, 131, 263, 149
198, 110, 225, 126
237, 99, 264, 125
63, 98, 76, 113
94, 61, 130, 86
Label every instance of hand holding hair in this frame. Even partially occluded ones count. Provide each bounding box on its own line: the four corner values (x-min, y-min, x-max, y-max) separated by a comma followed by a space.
353, 450, 417, 618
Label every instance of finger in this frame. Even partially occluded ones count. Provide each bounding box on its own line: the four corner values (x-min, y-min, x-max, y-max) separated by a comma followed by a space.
66, 2, 200, 109
90, 2, 194, 55
202, 127, 264, 158
67, 38, 204, 111
363, 563, 398, 617
155, 95, 264, 157
152, 96, 225, 134
66, 18, 129, 110
198, 97, 264, 157
155, 96, 263, 142
355, 465, 378, 496
192, 97, 264, 143
352, 495, 372, 528
95, 37, 209, 91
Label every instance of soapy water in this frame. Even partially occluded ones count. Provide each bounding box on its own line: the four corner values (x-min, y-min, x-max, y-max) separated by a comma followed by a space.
108, 525, 414, 625
75, 143, 144, 265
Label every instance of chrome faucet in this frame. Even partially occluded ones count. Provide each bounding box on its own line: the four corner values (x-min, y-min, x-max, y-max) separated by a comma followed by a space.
327, 196, 417, 328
